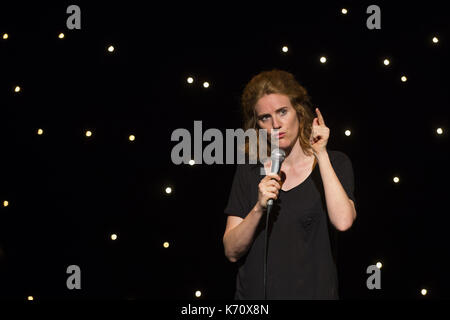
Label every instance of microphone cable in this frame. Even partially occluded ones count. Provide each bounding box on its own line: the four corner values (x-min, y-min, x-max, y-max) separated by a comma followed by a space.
263, 202, 273, 300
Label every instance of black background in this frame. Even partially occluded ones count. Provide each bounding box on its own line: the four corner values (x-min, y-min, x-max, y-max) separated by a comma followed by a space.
0, 1, 448, 300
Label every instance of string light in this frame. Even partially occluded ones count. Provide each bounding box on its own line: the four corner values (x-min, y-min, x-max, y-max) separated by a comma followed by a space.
189, 159, 195, 166
432, 36, 439, 44
107, 45, 115, 53
344, 130, 351, 136
27, 296, 34, 301
341, 8, 348, 15
111, 234, 118, 241
282, 46, 288, 53
163, 242, 170, 248
320, 56, 327, 64
376, 262, 382, 269
393, 176, 400, 183
58, 32, 65, 39
37, 128, 44, 135
165, 187, 172, 194
129, 134, 135, 141
85, 130, 93, 137
203, 82, 210, 88
2, 33, 8, 40
3, 200, 8, 207
383, 59, 390, 66
436, 128, 443, 135
401, 75, 408, 82
421, 289, 427, 296
195, 290, 202, 298
14, 86, 21, 93
187, 77, 194, 84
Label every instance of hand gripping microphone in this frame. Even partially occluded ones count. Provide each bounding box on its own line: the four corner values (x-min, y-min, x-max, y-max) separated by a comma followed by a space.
263, 148, 285, 300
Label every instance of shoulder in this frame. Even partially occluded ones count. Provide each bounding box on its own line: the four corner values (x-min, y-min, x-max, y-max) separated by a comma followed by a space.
233, 162, 263, 179
328, 149, 350, 160
327, 149, 352, 166
237, 161, 264, 172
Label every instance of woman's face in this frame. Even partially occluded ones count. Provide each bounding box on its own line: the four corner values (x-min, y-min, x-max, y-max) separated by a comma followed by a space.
254, 93, 300, 150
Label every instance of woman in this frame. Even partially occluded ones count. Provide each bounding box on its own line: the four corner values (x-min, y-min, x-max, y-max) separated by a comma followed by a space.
223, 69, 357, 299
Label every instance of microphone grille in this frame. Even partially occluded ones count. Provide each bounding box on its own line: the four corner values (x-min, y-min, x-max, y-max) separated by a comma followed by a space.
271, 148, 286, 161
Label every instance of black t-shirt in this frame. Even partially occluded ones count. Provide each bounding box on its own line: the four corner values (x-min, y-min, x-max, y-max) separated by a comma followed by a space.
224, 150, 356, 300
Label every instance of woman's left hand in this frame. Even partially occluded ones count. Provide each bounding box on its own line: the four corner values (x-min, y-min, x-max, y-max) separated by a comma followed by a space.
310, 108, 330, 156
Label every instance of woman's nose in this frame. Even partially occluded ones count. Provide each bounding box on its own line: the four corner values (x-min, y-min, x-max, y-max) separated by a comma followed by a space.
272, 117, 281, 129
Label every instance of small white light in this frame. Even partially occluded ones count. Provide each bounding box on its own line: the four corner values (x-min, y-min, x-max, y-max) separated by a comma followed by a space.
344, 130, 351, 136
432, 37, 439, 44
401, 76, 407, 82
203, 82, 210, 88
341, 8, 348, 14
189, 159, 195, 166
129, 134, 135, 141
165, 187, 172, 194
27, 296, 34, 301
58, 32, 65, 39
282, 46, 288, 53
187, 77, 194, 84
107, 45, 115, 52
383, 59, 390, 66
421, 289, 427, 296
320, 56, 327, 63
3, 200, 8, 207
195, 290, 202, 298
163, 242, 169, 248
376, 262, 382, 269
3, 33, 9, 40
14, 86, 21, 93
436, 128, 443, 135
393, 176, 400, 183
111, 234, 118, 241
37, 128, 44, 135
85, 130, 92, 137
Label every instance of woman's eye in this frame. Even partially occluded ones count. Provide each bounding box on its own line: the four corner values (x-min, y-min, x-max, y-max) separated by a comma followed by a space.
280, 109, 287, 115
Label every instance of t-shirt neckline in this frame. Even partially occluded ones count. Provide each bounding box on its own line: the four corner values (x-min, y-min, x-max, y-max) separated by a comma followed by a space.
277, 156, 318, 193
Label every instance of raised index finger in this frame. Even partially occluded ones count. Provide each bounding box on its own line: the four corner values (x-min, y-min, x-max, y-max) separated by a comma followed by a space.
316, 108, 326, 126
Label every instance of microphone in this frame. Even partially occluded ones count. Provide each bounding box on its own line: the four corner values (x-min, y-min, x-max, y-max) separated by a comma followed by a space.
267, 148, 286, 207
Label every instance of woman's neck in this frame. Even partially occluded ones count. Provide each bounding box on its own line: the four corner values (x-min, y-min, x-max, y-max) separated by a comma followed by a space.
282, 139, 311, 168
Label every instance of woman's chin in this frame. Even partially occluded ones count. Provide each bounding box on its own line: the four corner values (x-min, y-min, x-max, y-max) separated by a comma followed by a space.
270, 138, 292, 150
277, 139, 289, 150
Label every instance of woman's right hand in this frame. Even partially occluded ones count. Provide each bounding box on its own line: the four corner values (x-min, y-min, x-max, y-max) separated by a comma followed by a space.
257, 173, 282, 209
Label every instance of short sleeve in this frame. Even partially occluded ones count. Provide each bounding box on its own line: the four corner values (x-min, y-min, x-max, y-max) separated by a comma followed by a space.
224, 164, 251, 219
332, 151, 357, 209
